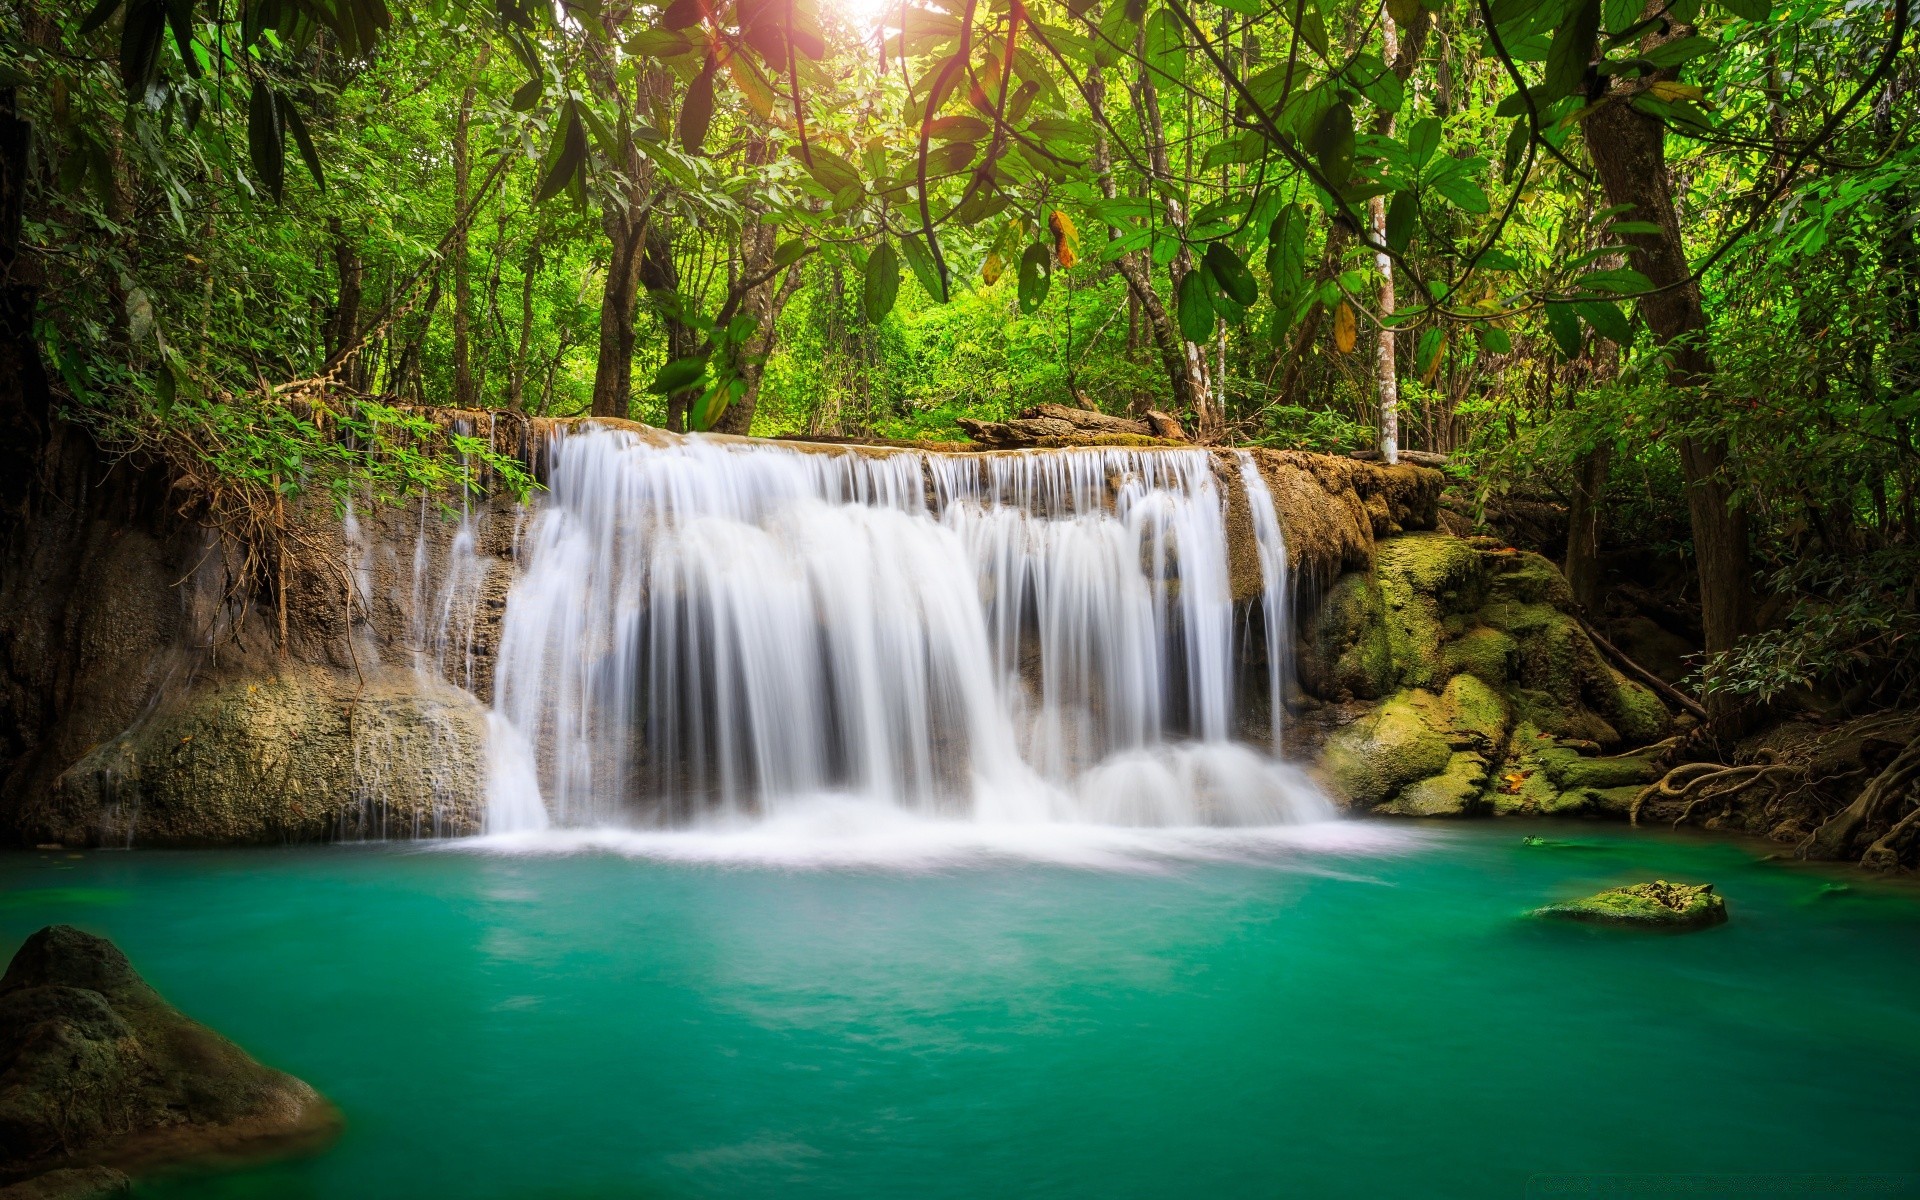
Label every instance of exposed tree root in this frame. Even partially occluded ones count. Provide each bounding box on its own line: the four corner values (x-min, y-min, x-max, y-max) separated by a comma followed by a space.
1630, 752, 1800, 828
1803, 736, 1920, 866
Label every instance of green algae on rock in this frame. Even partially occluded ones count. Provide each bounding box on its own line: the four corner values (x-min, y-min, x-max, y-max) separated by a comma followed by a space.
1533, 881, 1728, 930
0, 926, 339, 1186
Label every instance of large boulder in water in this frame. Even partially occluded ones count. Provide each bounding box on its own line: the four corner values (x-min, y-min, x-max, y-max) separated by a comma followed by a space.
0, 926, 338, 1184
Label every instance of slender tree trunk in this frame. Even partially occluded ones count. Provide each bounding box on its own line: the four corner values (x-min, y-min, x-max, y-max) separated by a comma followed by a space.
639, 220, 699, 430
325, 216, 364, 389
587, 48, 661, 419
1136, 60, 1219, 438
711, 132, 780, 435
451, 72, 479, 407
509, 237, 541, 412
0, 84, 49, 519
1565, 437, 1613, 611
1582, 29, 1753, 678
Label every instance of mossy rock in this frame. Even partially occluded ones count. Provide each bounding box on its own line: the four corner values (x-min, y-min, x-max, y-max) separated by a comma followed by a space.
1297, 572, 1395, 701
1321, 692, 1453, 809
1533, 744, 1664, 791
1483, 550, 1576, 608
1437, 673, 1509, 748
1380, 751, 1491, 817
0, 926, 339, 1181
1444, 626, 1518, 687
0, 1167, 130, 1199
1534, 881, 1728, 930
1375, 534, 1486, 691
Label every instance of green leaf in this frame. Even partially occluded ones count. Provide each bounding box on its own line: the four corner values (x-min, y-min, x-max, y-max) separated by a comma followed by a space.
1266, 203, 1308, 303
1476, 325, 1513, 355
247, 83, 284, 202
1609, 220, 1662, 235
678, 57, 716, 154
1574, 298, 1631, 343
1406, 117, 1442, 172
1349, 53, 1404, 114
1575, 266, 1653, 293
773, 239, 807, 268
647, 355, 708, 394
1145, 9, 1184, 84
1544, 301, 1583, 359
510, 77, 543, 111
280, 93, 324, 192
1310, 101, 1355, 189
1204, 242, 1259, 307
863, 242, 901, 322
1502, 117, 1530, 183
1385, 191, 1417, 254
1712, 0, 1768, 19
534, 108, 586, 204
1639, 34, 1712, 67
1177, 269, 1215, 343
1543, 0, 1600, 102
900, 234, 948, 303
1432, 173, 1490, 214
78, 0, 124, 36
1017, 243, 1051, 314
1415, 327, 1445, 376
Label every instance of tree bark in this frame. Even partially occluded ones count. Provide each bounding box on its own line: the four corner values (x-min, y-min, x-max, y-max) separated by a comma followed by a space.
1135, 60, 1219, 438
639, 219, 699, 430
1564, 436, 1612, 611
450, 68, 480, 408
711, 132, 780, 435
325, 216, 365, 390
1581, 40, 1753, 679
587, 48, 661, 420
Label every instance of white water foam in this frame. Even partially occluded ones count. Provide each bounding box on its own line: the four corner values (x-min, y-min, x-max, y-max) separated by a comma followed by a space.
481, 426, 1334, 844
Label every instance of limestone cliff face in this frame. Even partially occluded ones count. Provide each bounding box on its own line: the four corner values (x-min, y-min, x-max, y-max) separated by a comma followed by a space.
1295, 532, 1674, 819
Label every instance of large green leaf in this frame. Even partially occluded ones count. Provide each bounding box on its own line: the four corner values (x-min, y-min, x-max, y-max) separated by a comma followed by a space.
1266, 203, 1308, 304
247, 83, 284, 202
647, 355, 709, 394
1712, 0, 1769, 20
863, 243, 901, 322
1017, 243, 1051, 314
1385, 191, 1418, 254
1310, 101, 1355, 189
1574, 298, 1631, 344
1145, 9, 1185, 84
900, 234, 949, 303
1544, 301, 1583, 359
1204, 242, 1259, 307
1543, 0, 1600, 102
1177, 269, 1215, 343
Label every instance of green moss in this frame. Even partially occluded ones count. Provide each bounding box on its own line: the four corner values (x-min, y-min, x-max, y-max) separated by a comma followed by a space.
1321, 691, 1454, 808
1534, 745, 1663, 791
1375, 534, 1484, 691
1380, 751, 1490, 817
1298, 572, 1395, 700
1533, 881, 1728, 930
1605, 675, 1672, 743
1484, 550, 1576, 608
1445, 626, 1517, 686
1438, 672, 1509, 747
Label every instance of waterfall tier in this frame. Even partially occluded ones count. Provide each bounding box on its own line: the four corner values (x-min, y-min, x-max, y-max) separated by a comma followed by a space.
485, 427, 1328, 832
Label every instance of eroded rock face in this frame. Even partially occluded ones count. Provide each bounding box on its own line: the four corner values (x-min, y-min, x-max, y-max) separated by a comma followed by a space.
0, 926, 338, 1184
30, 663, 487, 847
1304, 533, 1671, 818
1533, 881, 1728, 929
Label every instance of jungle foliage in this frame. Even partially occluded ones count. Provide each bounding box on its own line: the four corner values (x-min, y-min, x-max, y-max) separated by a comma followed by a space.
4, 0, 1919, 705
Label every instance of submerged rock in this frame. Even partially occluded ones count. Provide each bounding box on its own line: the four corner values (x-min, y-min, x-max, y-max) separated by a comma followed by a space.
0, 926, 338, 1185
1533, 881, 1728, 929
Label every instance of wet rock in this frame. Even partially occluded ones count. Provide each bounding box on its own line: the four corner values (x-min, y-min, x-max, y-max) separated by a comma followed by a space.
37, 663, 486, 847
0, 1167, 130, 1199
0, 926, 339, 1185
1533, 881, 1728, 930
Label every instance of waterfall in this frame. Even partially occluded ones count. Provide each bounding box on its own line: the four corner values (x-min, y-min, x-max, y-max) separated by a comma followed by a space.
485, 426, 1329, 832
1236, 453, 1293, 752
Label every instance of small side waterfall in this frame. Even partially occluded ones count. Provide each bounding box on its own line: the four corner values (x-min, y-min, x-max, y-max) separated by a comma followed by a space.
485, 426, 1328, 832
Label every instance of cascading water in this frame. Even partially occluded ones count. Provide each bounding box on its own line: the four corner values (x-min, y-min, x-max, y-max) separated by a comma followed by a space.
484, 425, 1330, 835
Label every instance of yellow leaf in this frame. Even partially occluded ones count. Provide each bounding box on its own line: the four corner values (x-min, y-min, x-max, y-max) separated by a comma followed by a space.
982, 250, 1004, 286
1333, 302, 1356, 353
1647, 81, 1704, 103
1049, 209, 1078, 269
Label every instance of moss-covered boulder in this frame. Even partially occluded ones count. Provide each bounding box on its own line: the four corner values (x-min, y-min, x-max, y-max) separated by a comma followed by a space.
0, 926, 338, 1185
1300, 533, 1674, 823
0, 1167, 130, 1199
1533, 881, 1728, 930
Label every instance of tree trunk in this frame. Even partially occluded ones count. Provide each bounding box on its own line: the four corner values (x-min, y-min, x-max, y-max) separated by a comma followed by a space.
1564, 436, 1612, 612
639, 220, 700, 430
1135, 60, 1219, 438
509, 238, 541, 412
451, 71, 479, 408
325, 217, 365, 390
1582, 41, 1753, 677
0, 84, 48, 521
587, 50, 662, 420
711, 133, 780, 435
